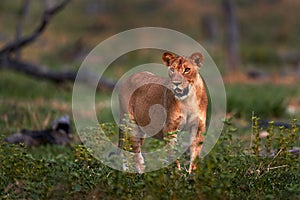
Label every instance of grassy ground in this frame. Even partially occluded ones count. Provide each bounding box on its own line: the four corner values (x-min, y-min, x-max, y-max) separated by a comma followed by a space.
0, 113, 299, 199
1, 65, 300, 199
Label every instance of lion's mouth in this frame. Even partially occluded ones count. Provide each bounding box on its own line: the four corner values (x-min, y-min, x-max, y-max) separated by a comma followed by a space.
173, 86, 189, 100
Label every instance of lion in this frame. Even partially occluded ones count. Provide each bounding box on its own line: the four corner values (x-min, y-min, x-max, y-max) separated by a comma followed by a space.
118, 52, 208, 173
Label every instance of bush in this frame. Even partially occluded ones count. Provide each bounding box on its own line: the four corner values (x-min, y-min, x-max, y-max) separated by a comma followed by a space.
0, 118, 299, 199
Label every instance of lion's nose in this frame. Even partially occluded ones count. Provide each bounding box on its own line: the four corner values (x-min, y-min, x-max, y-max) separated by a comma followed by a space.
172, 81, 181, 86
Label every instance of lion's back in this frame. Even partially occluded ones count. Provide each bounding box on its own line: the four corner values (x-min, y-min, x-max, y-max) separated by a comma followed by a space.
119, 72, 170, 126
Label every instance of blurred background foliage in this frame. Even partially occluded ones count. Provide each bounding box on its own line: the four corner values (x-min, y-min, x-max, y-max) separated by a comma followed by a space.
1, 0, 300, 123
1, 0, 300, 71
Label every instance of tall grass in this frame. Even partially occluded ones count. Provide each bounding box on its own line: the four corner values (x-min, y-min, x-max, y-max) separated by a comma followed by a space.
0, 118, 299, 199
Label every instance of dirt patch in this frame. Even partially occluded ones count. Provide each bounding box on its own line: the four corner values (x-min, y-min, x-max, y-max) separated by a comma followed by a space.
223, 72, 300, 85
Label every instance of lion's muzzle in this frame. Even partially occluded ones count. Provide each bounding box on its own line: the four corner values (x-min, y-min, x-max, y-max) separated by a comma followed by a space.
173, 85, 190, 100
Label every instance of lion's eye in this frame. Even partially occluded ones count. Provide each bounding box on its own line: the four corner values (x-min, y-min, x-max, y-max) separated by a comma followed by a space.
170, 67, 175, 73
184, 68, 190, 73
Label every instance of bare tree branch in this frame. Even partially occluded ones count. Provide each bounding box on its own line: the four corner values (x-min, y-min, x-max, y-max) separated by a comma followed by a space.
0, 0, 71, 56
0, 58, 116, 91
0, 0, 116, 92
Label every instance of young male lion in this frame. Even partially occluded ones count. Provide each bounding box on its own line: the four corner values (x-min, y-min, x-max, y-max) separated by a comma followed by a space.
118, 52, 208, 173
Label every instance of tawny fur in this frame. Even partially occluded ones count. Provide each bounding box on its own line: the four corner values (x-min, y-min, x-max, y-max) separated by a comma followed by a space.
118, 52, 208, 173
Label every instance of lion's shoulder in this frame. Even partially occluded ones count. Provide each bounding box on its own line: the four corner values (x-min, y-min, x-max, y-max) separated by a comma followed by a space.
127, 72, 167, 85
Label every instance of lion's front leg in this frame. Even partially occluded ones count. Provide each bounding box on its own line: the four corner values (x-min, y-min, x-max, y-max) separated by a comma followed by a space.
131, 136, 145, 173
167, 132, 181, 170
188, 122, 205, 174
163, 123, 181, 171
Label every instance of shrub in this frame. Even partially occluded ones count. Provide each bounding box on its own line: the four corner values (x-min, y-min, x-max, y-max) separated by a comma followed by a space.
0, 118, 299, 199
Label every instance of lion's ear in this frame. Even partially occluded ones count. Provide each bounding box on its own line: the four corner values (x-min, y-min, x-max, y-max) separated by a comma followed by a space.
162, 52, 176, 66
190, 52, 204, 68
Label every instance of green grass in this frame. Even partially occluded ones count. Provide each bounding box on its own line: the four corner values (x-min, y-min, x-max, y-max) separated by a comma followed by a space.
0, 119, 299, 199
1, 54, 300, 199
1, 69, 300, 199
226, 84, 300, 119
0, 70, 72, 101
0, 70, 299, 199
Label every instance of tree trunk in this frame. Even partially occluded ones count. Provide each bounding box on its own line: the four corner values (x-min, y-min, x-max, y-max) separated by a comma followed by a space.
222, 0, 240, 72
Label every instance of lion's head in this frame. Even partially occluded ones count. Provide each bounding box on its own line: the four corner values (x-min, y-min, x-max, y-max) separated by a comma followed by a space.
162, 52, 204, 101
